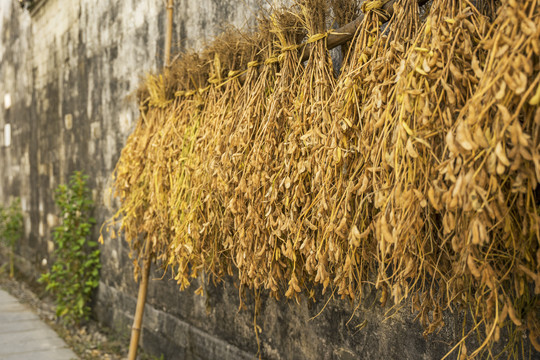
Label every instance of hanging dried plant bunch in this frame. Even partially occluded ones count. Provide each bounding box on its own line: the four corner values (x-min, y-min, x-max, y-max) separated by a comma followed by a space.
108, 0, 540, 357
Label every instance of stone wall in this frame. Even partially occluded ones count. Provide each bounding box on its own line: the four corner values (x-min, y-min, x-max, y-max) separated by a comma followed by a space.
1, 1, 468, 359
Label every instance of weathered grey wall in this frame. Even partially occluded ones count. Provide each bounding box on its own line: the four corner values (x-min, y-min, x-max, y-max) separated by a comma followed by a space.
1, 1, 471, 359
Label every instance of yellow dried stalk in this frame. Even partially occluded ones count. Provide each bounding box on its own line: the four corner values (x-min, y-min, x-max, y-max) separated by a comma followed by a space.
277, 0, 338, 300
382, 0, 491, 337
319, 0, 422, 304
216, 29, 279, 296
224, 10, 308, 300
436, 0, 540, 355
170, 30, 260, 288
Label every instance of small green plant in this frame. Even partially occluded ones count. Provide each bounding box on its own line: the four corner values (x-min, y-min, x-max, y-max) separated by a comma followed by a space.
0, 198, 23, 278
39, 171, 101, 325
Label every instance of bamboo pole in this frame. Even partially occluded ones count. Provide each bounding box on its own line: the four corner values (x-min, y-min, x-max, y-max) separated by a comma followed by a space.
127, 243, 152, 360
165, 0, 174, 66
127, 2, 174, 358
9, 251, 14, 278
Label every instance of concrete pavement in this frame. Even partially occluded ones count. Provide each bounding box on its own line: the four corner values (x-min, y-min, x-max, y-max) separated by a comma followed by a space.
0, 289, 78, 360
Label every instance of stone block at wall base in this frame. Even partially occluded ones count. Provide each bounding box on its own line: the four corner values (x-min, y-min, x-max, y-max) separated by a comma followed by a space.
95, 281, 254, 360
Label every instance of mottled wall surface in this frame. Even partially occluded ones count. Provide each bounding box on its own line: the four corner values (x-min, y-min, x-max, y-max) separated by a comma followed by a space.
1, 1, 465, 359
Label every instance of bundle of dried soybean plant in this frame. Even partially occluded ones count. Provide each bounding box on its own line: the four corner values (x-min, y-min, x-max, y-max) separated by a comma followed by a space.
275, 0, 338, 301
320, 0, 422, 304
228, 10, 307, 300
172, 31, 261, 288
436, 0, 540, 356
371, 0, 492, 339
219, 21, 281, 295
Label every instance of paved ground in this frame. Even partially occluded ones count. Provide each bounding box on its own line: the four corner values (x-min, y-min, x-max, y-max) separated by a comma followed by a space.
0, 289, 78, 360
